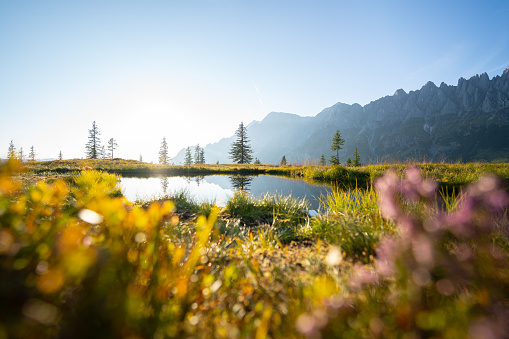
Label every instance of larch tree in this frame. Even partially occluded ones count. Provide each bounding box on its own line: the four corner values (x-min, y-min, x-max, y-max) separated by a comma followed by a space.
7, 140, 16, 160
319, 154, 327, 166
184, 147, 193, 165
107, 138, 119, 159
280, 155, 287, 166
229, 122, 253, 164
329, 130, 345, 165
101, 146, 108, 159
353, 147, 362, 167
194, 144, 201, 164
199, 147, 205, 164
28, 146, 36, 162
85, 121, 102, 159
159, 137, 169, 165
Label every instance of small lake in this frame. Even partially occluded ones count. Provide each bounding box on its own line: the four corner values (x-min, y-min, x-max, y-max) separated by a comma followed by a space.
120, 175, 332, 210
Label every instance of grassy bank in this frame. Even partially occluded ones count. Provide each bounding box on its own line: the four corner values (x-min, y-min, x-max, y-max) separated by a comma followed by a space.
22, 159, 509, 193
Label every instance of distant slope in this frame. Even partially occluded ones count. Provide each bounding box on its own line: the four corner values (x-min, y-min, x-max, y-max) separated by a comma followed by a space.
172, 69, 509, 164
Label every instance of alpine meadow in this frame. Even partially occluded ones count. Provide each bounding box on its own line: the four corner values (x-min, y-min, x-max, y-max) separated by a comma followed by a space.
1, 1, 509, 338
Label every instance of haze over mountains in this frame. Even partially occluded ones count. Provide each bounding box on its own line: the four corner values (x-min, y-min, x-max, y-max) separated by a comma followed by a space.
172, 69, 509, 164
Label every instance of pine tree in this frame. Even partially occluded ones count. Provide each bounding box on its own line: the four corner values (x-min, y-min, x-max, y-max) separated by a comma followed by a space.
7, 140, 16, 160
280, 155, 287, 166
184, 147, 193, 165
353, 147, 362, 167
58, 151, 63, 161
28, 146, 36, 162
229, 122, 253, 164
319, 154, 327, 166
85, 121, 101, 159
107, 138, 119, 159
330, 130, 345, 165
159, 137, 169, 164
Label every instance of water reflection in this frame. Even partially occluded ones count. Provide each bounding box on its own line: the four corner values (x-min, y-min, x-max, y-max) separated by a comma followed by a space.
160, 177, 169, 195
228, 175, 253, 191
121, 175, 332, 210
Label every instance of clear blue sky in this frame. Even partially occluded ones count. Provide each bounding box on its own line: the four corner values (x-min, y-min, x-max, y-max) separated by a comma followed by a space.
1, 0, 508, 162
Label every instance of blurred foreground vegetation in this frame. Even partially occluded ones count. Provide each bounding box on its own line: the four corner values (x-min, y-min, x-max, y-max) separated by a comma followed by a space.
1, 159, 509, 338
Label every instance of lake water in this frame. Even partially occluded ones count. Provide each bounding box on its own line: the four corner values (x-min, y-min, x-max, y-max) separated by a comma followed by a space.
120, 175, 332, 210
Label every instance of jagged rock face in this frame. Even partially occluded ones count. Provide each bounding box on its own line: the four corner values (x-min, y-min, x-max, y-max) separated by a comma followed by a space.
172, 70, 509, 164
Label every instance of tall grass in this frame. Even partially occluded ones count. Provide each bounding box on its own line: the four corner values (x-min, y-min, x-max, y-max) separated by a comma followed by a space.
311, 187, 394, 262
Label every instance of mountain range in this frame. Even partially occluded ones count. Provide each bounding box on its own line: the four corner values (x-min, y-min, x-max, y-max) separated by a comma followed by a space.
172, 69, 509, 164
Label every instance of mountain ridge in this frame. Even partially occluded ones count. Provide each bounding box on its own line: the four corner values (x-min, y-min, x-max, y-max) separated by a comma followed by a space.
172, 70, 509, 164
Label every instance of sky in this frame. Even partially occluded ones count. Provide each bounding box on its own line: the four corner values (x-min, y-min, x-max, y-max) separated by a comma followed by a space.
1, 0, 509, 162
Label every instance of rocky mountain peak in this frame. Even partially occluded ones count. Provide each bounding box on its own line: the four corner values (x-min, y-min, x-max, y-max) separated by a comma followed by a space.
393, 89, 407, 96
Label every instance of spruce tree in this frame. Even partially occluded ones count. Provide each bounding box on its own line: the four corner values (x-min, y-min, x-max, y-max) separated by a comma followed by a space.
280, 155, 287, 165
254, 158, 261, 165
229, 122, 253, 164
28, 146, 36, 162
346, 158, 352, 166
139, 155, 143, 162
319, 154, 327, 166
353, 147, 362, 167
85, 121, 101, 159
184, 147, 193, 165
159, 137, 169, 164
58, 151, 63, 161
18, 147, 24, 161
330, 130, 345, 165
7, 140, 16, 160
107, 138, 119, 159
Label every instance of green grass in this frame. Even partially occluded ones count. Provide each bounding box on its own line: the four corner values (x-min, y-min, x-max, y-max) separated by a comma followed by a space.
22, 159, 509, 193
2, 161, 509, 338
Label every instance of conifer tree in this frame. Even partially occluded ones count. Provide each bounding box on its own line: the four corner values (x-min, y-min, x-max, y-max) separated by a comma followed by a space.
85, 121, 101, 159
280, 155, 287, 166
199, 147, 205, 164
28, 146, 36, 162
58, 151, 63, 161
159, 137, 169, 165
184, 147, 193, 165
319, 154, 327, 166
194, 144, 201, 164
7, 140, 16, 160
346, 158, 352, 166
330, 130, 345, 165
100, 146, 107, 159
229, 122, 253, 164
139, 155, 143, 162
254, 158, 261, 165
18, 147, 24, 161
107, 138, 119, 159
353, 147, 362, 167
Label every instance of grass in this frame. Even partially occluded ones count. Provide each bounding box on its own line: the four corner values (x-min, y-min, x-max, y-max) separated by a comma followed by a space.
2, 160, 509, 338
22, 159, 509, 193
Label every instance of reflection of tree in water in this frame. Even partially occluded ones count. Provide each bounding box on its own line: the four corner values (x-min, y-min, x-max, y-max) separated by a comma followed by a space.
160, 177, 169, 195
229, 175, 254, 191
194, 176, 204, 186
